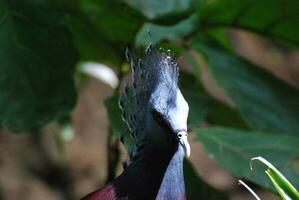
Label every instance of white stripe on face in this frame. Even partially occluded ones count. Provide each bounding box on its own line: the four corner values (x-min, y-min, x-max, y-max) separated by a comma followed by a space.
168, 90, 189, 132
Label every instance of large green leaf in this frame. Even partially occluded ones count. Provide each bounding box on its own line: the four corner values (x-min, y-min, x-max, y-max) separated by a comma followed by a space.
199, 0, 299, 48
193, 44, 299, 135
135, 13, 198, 47
123, 0, 200, 20
184, 160, 229, 200
0, 0, 78, 132
197, 127, 299, 189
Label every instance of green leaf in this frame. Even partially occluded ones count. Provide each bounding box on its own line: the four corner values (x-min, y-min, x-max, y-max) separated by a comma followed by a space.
66, 0, 144, 66
123, 0, 200, 20
197, 127, 299, 190
202, 28, 233, 51
184, 160, 229, 200
67, 13, 121, 65
200, 0, 299, 48
192, 29, 233, 52
135, 13, 199, 46
194, 45, 299, 135
252, 157, 299, 200
0, 0, 78, 132
266, 170, 292, 200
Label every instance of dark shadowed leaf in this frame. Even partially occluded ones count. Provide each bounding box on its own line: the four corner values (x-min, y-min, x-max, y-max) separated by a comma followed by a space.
206, 101, 248, 130
67, 0, 144, 66
0, 0, 78, 132
77, 0, 143, 44
193, 44, 299, 135
199, 0, 299, 48
68, 14, 121, 65
184, 160, 229, 200
197, 127, 299, 190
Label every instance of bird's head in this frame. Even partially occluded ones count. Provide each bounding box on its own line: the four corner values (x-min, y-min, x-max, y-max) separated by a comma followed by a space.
120, 46, 190, 157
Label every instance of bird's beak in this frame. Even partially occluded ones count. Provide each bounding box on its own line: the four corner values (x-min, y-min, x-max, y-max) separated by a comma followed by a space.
177, 131, 190, 157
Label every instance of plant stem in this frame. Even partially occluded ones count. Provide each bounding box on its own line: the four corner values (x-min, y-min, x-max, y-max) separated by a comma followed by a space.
105, 127, 120, 183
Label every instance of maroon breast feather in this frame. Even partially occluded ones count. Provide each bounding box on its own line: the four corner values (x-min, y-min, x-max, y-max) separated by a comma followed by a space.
81, 184, 119, 200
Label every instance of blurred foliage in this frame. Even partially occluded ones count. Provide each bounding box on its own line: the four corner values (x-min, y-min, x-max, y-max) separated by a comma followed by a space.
1, 0, 299, 198
0, 0, 78, 131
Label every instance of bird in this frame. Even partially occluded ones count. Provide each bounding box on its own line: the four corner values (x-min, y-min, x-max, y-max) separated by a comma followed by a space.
82, 45, 190, 200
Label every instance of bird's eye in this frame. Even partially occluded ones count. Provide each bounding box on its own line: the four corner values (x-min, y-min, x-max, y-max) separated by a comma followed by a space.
152, 110, 164, 124
152, 109, 171, 131
152, 110, 174, 133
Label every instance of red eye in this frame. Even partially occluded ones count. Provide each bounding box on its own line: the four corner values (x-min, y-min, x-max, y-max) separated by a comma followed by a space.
152, 110, 172, 131
153, 110, 164, 124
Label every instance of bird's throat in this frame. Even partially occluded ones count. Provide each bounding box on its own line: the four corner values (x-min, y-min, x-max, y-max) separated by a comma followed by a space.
156, 145, 185, 200
113, 142, 185, 200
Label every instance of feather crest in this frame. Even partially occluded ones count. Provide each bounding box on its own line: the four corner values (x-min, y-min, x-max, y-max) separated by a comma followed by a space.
119, 46, 179, 159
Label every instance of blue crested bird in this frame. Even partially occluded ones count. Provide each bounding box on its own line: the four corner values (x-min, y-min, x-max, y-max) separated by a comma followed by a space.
82, 46, 190, 200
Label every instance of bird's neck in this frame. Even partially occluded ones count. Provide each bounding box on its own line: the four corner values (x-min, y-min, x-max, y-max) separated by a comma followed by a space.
113, 142, 185, 200
156, 145, 185, 200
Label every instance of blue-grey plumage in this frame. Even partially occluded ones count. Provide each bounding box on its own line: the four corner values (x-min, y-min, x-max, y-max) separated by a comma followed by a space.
82, 46, 190, 200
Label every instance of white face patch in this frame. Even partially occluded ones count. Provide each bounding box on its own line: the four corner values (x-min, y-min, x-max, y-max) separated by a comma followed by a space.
167, 90, 189, 132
